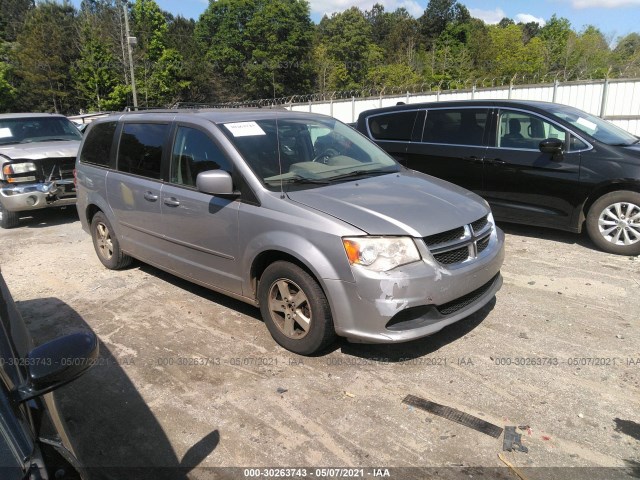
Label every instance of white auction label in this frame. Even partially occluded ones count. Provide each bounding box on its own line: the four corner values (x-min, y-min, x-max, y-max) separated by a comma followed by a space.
224, 121, 266, 137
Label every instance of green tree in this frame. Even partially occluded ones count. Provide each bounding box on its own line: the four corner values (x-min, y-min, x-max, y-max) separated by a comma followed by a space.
14, 1, 79, 113
419, 0, 470, 47
0, 0, 34, 42
539, 14, 572, 76
613, 33, 640, 77
0, 46, 16, 111
316, 7, 375, 90
196, 0, 313, 100
487, 24, 544, 79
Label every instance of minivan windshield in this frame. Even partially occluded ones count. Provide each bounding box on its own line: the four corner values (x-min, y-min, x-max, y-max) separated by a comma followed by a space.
221, 116, 400, 190
0, 117, 82, 146
549, 105, 638, 146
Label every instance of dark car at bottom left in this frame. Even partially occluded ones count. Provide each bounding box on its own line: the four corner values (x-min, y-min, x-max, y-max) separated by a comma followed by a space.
0, 268, 98, 479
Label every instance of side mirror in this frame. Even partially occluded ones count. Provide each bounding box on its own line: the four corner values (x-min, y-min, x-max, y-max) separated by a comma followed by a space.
196, 170, 235, 196
539, 138, 564, 155
15, 332, 98, 403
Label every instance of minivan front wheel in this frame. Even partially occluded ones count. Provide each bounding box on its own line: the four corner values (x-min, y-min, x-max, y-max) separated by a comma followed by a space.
258, 261, 335, 355
586, 191, 640, 256
91, 212, 132, 269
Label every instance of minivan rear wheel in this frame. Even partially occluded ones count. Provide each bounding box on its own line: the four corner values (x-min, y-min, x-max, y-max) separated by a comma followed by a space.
91, 212, 132, 269
586, 190, 640, 256
0, 202, 19, 229
258, 261, 335, 355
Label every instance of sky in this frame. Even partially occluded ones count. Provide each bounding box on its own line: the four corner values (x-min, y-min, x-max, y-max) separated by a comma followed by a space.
74, 0, 640, 40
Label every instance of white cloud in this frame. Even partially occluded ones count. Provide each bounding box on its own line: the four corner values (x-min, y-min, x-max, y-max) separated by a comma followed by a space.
515, 13, 546, 26
571, 0, 640, 7
469, 7, 506, 24
310, 0, 424, 18
470, 8, 546, 26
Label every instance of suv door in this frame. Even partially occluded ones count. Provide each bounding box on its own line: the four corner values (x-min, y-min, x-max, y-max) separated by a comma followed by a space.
404, 107, 489, 192
161, 124, 241, 294
107, 122, 170, 262
481, 108, 586, 229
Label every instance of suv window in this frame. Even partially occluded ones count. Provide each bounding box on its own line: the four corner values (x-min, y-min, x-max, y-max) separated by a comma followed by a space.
424, 108, 488, 146
80, 121, 117, 167
170, 127, 232, 187
367, 111, 418, 141
117, 123, 168, 179
498, 111, 566, 150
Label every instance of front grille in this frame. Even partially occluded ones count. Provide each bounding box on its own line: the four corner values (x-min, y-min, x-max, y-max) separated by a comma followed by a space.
33, 157, 76, 181
424, 215, 494, 267
424, 227, 466, 247
434, 246, 470, 264
477, 234, 491, 254
471, 215, 489, 234
437, 274, 499, 316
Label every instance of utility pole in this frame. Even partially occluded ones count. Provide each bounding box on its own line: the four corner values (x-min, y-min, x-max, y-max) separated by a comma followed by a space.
122, 1, 138, 110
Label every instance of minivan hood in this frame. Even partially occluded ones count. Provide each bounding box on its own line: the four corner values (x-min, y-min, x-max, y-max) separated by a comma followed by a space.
0, 140, 79, 161
286, 170, 489, 237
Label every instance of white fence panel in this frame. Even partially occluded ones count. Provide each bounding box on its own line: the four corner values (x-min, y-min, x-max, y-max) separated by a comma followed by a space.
606, 81, 640, 118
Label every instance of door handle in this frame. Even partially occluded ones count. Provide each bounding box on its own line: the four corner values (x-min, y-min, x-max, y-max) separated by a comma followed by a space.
163, 197, 180, 207
143, 191, 158, 202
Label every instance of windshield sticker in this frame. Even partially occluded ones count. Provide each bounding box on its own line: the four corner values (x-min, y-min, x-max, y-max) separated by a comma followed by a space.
0, 128, 12, 138
576, 117, 597, 131
224, 121, 266, 137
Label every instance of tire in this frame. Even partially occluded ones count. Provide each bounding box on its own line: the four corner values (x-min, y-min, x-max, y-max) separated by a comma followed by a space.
586, 190, 640, 256
0, 201, 19, 229
258, 261, 336, 355
90, 212, 132, 269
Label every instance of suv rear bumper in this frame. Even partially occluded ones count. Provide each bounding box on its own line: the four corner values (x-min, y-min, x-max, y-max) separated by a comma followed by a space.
0, 180, 76, 212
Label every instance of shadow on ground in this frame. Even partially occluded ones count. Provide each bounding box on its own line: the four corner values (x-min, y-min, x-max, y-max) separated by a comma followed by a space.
19, 207, 79, 229
16, 297, 219, 480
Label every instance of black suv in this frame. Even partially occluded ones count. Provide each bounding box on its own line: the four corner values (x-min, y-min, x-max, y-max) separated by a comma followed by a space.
357, 100, 640, 255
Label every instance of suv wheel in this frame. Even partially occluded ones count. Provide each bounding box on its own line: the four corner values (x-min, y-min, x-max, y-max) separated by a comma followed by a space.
91, 212, 132, 269
258, 261, 335, 355
586, 190, 640, 256
0, 202, 19, 229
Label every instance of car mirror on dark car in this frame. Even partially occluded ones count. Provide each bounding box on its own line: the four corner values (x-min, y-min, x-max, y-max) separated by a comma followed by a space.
14, 332, 99, 403
196, 170, 236, 196
539, 138, 564, 156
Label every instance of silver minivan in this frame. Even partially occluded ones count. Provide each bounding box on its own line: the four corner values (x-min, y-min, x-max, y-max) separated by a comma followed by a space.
75, 110, 505, 354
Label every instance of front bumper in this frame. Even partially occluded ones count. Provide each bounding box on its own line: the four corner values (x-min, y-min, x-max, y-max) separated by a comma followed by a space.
0, 180, 76, 212
324, 227, 505, 343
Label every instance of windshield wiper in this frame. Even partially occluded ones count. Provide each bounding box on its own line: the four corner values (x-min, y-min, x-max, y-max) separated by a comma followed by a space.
266, 174, 330, 185
328, 169, 394, 182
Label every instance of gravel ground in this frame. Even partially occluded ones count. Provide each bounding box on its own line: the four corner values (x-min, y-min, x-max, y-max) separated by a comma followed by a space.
0, 207, 638, 480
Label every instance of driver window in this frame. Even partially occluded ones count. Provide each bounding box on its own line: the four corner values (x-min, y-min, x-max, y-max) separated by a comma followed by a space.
171, 127, 231, 187
498, 111, 566, 150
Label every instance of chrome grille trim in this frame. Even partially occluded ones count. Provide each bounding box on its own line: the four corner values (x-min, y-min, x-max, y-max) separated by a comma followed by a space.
424, 215, 493, 266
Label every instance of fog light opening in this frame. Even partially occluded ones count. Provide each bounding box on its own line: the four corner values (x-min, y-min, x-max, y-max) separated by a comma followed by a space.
26, 195, 37, 206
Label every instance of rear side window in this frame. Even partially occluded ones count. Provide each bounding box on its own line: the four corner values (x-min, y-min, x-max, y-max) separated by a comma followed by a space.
423, 108, 488, 146
117, 123, 168, 179
80, 121, 117, 166
367, 111, 418, 141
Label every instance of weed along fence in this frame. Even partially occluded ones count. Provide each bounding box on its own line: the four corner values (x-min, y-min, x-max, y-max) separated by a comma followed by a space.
285, 78, 640, 136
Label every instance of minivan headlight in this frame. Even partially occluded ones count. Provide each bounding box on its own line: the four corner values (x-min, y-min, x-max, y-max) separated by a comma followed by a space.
342, 237, 421, 272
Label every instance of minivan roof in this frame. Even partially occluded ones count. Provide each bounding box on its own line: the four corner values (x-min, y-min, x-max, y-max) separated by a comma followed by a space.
96, 108, 321, 125
0, 113, 67, 120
